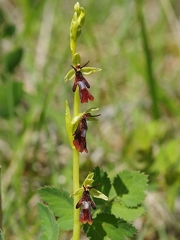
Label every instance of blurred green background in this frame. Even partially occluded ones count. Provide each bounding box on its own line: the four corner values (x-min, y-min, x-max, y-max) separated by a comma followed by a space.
0, 0, 180, 239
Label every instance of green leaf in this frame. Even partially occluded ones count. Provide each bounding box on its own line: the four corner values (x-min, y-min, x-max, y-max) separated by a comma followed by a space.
104, 218, 137, 240
39, 186, 73, 231
93, 167, 111, 198
3, 24, 16, 38
65, 100, 74, 148
84, 213, 137, 240
37, 202, 59, 240
0, 230, 5, 240
113, 171, 148, 207
111, 200, 145, 221
71, 113, 83, 134
0, 81, 23, 118
3, 47, 23, 73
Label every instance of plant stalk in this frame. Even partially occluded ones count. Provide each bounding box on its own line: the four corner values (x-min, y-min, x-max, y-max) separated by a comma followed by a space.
0, 165, 2, 230
72, 89, 80, 240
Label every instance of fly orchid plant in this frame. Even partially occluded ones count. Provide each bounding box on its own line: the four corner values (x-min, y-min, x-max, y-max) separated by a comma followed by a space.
64, 2, 107, 239
37, 3, 148, 240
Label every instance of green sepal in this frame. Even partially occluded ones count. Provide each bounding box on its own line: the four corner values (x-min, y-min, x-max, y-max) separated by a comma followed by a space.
90, 188, 108, 201
64, 69, 75, 82
72, 53, 81, 66
85, 107, 99, 113
85, 108, 100, 121
81, 67, 102, 75
70, 187, 83, 197
65, 100, 74, 148
83, 172, 95, 186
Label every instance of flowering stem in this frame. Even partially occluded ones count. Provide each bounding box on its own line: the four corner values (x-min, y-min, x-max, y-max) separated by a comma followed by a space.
72, 88, 80, 240
0, 165, 2, 230
72, 149, 80, 240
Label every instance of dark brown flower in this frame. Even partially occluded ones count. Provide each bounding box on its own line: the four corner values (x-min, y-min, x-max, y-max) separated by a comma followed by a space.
71, 61, 94, 103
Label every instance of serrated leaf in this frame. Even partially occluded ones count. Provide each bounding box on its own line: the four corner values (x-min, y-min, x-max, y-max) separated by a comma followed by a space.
37, 202, 59, 240
39, 186, 73, 231
93, 167, 111, 197
113, 171, 148, 207
84, 213, 137, 240
104, 219, 137, 240
111, 200, 145, 221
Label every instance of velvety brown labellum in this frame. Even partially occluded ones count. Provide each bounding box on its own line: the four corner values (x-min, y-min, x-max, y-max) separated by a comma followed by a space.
76, 185, 96, 225
73, 117, 88, 153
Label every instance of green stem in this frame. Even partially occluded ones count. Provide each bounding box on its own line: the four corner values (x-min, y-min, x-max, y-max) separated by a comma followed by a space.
136, 1, 160, 119
72, 149, 80, 240
73, 88, 80, 117
72, 88, 80, 240
0, 165, 2, 229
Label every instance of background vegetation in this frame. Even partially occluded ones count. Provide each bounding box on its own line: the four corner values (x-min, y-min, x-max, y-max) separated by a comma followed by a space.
0, 0, 180, 239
